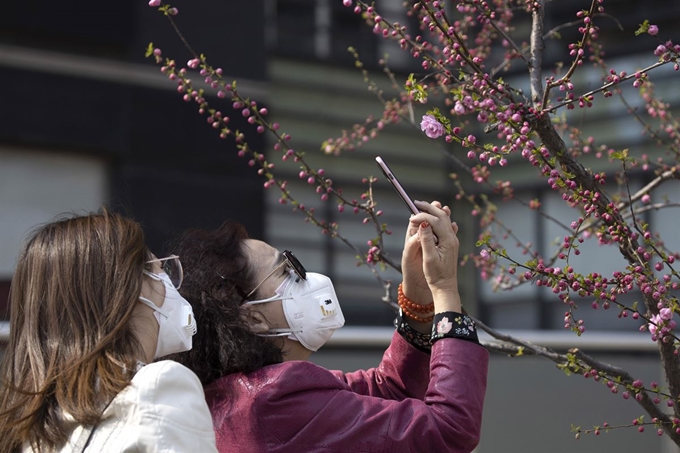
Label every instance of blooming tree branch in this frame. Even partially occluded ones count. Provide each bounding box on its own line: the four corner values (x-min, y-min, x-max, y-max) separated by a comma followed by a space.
146, 0, 680, 444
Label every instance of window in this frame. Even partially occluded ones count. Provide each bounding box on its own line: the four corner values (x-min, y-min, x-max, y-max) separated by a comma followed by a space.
268, 0, 422, 71
0, 146, 107, 318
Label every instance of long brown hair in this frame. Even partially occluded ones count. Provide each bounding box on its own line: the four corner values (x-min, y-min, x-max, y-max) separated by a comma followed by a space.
0, 210, 150, 453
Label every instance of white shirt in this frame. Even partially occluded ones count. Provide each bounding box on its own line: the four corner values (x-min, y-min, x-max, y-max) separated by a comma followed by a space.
26, 360, 217, 453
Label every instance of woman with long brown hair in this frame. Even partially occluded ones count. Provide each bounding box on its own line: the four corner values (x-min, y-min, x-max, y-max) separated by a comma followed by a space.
0, 210, 217, 453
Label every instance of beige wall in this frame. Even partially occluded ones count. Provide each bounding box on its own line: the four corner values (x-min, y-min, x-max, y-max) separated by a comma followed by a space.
0, 146, 107, 278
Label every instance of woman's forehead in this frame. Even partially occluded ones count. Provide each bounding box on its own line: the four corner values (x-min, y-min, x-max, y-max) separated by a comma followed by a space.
244, 239, 279, 267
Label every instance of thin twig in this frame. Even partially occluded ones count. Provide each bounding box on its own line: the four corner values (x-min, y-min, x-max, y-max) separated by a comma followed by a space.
544, 60, 672, 113
540, 0, 598, 110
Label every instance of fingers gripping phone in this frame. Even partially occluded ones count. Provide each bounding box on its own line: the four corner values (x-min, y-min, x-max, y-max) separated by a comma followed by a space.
375, 156, 420, 215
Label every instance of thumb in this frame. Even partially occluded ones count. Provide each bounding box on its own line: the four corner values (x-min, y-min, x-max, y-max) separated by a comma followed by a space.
403, 227, 422, 260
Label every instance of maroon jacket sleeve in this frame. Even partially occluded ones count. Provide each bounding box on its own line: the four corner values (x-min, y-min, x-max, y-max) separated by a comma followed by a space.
255, 337, 489, 453
327, 331, 431, 401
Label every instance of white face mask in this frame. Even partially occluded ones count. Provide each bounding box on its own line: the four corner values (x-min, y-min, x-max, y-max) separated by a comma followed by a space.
139, 272, 197, 359
245, 272, 345, 352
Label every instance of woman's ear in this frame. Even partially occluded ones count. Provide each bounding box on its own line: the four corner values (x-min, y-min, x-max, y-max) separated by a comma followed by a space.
241, 305, 270, 334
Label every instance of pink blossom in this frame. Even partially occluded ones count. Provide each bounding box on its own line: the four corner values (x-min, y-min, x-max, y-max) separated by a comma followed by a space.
148, 0, 161, 6
343, 0, 352, 6
420, 114, 445, 139
648, 25, 659, 36
660, 307, 673, 320
649, 314, 662, 335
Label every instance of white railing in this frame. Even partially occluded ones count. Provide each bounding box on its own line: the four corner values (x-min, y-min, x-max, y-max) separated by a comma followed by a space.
0, 321, 657, 352
325, 326, 658, 351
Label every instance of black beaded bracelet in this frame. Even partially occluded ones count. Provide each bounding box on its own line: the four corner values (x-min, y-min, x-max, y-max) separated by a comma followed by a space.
394, 309, 432, 353
430, 311, 479, 345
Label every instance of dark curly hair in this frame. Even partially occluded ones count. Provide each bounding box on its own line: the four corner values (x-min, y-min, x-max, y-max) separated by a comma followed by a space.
167, 221, 283, 386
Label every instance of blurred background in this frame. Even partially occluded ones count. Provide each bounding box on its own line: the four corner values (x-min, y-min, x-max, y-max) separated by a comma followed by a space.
0, 0, 679, 451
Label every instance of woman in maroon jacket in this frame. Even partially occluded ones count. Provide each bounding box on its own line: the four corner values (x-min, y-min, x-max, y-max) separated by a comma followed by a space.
171, 201, 489, 453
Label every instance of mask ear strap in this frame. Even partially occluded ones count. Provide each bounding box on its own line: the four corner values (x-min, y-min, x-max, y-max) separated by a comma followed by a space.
138, 296, 169, 318
258, 328, 303, 337
244, 275, 294, 305
244, 293, 285, 305
143, 270, 162, 280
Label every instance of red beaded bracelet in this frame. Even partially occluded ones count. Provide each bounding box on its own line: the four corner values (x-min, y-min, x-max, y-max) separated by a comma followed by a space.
398, 283, 434, 312
398, 283, 434, 322
400, 307, 434, 323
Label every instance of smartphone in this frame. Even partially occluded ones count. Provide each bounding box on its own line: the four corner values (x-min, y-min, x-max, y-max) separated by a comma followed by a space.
375, 156, 420, 215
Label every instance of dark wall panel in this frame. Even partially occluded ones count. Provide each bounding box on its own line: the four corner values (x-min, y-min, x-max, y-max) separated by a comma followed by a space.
0, 1, 137, 57
0, 0, 267, 317
0, 0, 267, 81
114, 85, 266, 254
132, 1, 267, 80
112, 165, 263, 257
0, 68, 124, 154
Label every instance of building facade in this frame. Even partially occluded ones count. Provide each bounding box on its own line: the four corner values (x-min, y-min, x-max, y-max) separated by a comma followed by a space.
1, 0, 679, 452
